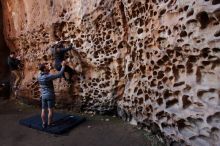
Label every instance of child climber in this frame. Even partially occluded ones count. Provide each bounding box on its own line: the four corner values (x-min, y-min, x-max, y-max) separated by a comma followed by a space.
51, 39, 75, 84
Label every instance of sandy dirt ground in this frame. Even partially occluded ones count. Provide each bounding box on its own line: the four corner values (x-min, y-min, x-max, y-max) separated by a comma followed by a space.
0, 100, 165, 146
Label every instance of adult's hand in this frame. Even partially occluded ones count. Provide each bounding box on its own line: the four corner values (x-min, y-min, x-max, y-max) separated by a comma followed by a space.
70, 38, 73, 44
61, 61, 67, 66
16, 55, 21, 60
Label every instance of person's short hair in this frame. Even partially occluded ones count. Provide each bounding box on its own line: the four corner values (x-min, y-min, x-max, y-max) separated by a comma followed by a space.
10, 52, 15, 55
55, 42, 63, 48
38, 63, 46, 72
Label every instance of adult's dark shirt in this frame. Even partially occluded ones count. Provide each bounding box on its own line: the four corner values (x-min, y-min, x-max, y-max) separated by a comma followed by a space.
7, 57, 21, 70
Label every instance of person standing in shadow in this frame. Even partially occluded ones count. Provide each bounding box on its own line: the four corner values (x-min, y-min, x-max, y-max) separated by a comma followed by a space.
7, 52, 22, 89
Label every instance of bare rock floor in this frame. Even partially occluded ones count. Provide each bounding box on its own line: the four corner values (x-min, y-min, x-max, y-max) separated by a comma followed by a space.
0, 100, 164, 146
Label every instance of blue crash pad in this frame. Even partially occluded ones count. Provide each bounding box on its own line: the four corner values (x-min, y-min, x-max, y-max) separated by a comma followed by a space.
19, 113, 86, 134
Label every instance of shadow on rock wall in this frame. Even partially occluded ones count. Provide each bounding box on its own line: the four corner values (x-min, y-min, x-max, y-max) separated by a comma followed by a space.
0, 1, 10, 98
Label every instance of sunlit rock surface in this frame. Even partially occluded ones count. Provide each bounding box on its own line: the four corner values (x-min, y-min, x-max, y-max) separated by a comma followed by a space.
2, 0, 220, 145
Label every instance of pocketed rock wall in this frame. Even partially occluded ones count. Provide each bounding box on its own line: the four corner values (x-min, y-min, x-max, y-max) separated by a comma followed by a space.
2, 0, 220, 145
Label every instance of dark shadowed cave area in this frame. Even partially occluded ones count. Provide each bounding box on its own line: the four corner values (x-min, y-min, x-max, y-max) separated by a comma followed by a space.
0, 1, 10, 98
0, 2, 9, 81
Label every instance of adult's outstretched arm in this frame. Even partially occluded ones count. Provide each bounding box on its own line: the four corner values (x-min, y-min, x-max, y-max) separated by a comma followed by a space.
47, 66, 65, 80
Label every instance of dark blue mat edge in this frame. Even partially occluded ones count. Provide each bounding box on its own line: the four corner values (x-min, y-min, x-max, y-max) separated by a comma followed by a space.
19, 113, 86, 134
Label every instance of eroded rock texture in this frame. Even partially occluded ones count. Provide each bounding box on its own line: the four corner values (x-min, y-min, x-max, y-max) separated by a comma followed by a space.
2, 0, 220, 145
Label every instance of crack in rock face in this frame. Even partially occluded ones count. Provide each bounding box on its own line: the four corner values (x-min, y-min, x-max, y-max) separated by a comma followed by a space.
2, 0, 220, 145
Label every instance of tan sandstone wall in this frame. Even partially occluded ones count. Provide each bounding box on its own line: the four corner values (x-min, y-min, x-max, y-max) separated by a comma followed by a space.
2, 0, 220, 145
